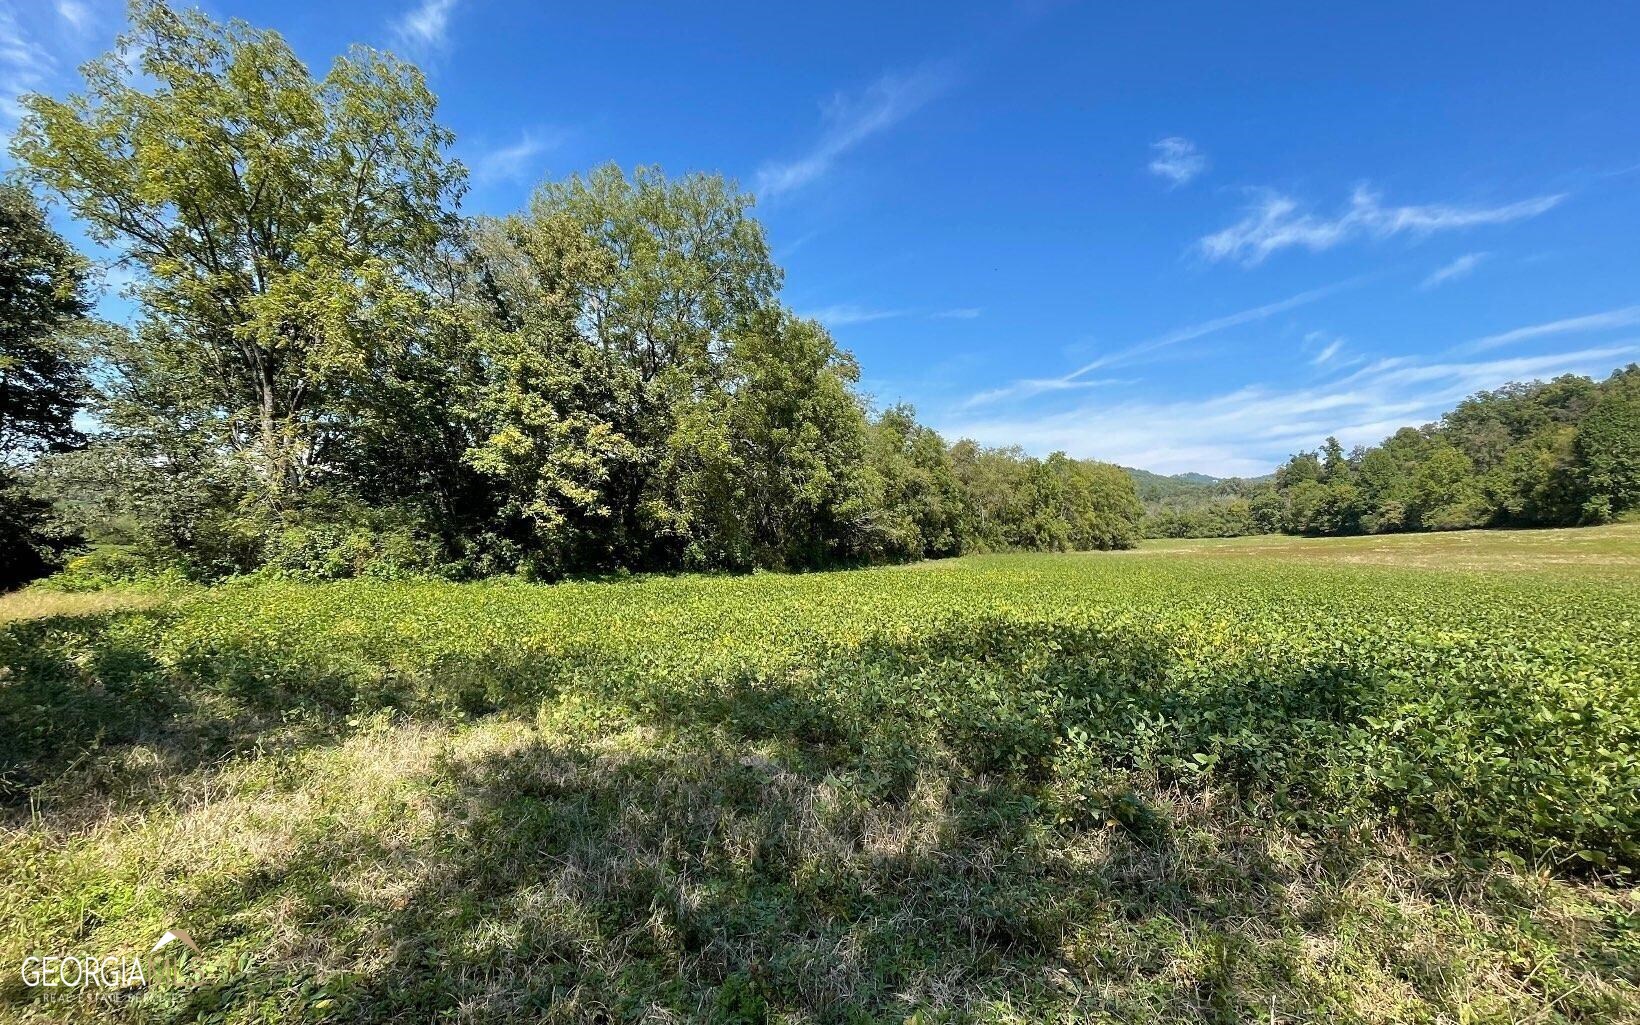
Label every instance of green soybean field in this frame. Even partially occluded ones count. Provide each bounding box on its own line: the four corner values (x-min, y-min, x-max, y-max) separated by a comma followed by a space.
2, 526, 1638, 1023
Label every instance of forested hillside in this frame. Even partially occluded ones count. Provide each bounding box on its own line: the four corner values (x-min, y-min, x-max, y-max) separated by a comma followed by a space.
1123, 467, 1224, 502
1145, 368, 1640, 538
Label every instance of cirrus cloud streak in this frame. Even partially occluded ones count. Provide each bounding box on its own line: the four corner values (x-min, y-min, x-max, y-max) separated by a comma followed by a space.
940, 345, 1638, 477
756, 64, 952, 200
1200, 186, 1564, 266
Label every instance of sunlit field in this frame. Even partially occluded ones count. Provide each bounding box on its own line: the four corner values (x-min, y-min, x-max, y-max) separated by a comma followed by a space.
3, 526, 1637, 1023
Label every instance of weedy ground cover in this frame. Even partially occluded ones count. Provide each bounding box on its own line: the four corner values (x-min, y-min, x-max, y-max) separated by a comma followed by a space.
1, 526, 1637, 1022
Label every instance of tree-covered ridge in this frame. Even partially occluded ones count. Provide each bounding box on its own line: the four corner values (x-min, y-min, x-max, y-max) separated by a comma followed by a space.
1122, 467, 1224, 503
1145, 366, 1640, 539
2, 1, 1144, 588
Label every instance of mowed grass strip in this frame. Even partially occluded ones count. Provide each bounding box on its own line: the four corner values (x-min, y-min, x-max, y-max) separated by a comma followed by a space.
2, 528, 1637, 1022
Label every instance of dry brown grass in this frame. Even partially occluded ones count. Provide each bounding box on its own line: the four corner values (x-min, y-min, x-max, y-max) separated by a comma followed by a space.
1133, 523, 1640, 575
0, 587, 172, 625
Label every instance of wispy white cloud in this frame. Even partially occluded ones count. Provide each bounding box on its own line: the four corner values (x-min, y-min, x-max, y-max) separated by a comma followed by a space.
756, 64, 952, 199
0, 2, 118, 154
1082, 281, 1354, 372
963, 279, 1355, 409
1306, 332, 1345, 366
799, 304, 908, 327
97, 260, 141, 295
468, 129, 562, 184
940, 345, 1639, 477
800, 303, 982, 327
53, 1, 92, 35
1459, 304, 1640, 354
963, 376, 1126, 408
392, 0, 459, 51
1148, 137, 1207, 186
1421, 251, 1488, 289
0, 6, 55, 125
1199, 186, 1564, 265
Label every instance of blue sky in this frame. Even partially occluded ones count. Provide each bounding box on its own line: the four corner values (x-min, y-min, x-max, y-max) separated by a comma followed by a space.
4, 1, 1638, 475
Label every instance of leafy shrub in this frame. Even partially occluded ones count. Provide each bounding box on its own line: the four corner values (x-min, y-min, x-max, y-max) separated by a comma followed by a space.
41, 546, 154, 591
259, 522, 447, 581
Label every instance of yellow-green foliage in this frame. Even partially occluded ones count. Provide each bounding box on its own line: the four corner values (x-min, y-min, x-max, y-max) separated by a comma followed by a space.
12, 538, 1636, 868
2, 527, 1637, 1022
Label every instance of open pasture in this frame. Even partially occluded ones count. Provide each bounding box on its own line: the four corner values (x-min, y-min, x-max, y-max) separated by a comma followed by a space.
2, 527, 1637, 1022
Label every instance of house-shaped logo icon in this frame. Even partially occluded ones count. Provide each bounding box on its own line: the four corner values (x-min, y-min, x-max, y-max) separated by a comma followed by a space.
150, 930, 201, 957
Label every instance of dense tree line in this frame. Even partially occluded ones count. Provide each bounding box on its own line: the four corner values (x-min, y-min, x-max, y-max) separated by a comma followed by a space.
1142, 367, 1640, 539
0, 2, 1142, 588
1269, 369, 1639, 536
1141, 483, 1279, 540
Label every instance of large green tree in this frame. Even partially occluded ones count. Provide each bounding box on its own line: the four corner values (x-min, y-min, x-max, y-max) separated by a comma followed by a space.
659, 311, 872, 569
522, 165, 780, 565
861, 405, 965, 560
0, 184, 93, 587
1577, 365, 1640, 521
949, 440, 1033, 551
461, 206, 632, 571
1022, 454, 1143, 550
464, 165, 800, 572
11, 0, 465, 513
0, 183, 90, 464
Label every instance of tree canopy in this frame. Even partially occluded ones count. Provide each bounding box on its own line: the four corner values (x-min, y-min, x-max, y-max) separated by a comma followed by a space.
0, 183, 94, 587
12, 0, 465, 512
6, 1, 1144, 587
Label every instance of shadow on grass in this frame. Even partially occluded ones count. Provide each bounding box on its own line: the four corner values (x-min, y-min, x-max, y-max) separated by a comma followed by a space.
7, 603, 1629, 869
0, 605, 590, 815
1, 608, 1367, 819
3, 603, 1635, 1022
151, 732, 1383, 1024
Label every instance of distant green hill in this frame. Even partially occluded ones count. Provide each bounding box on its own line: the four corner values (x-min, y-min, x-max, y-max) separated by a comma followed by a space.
1121, 466, 1223, 502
